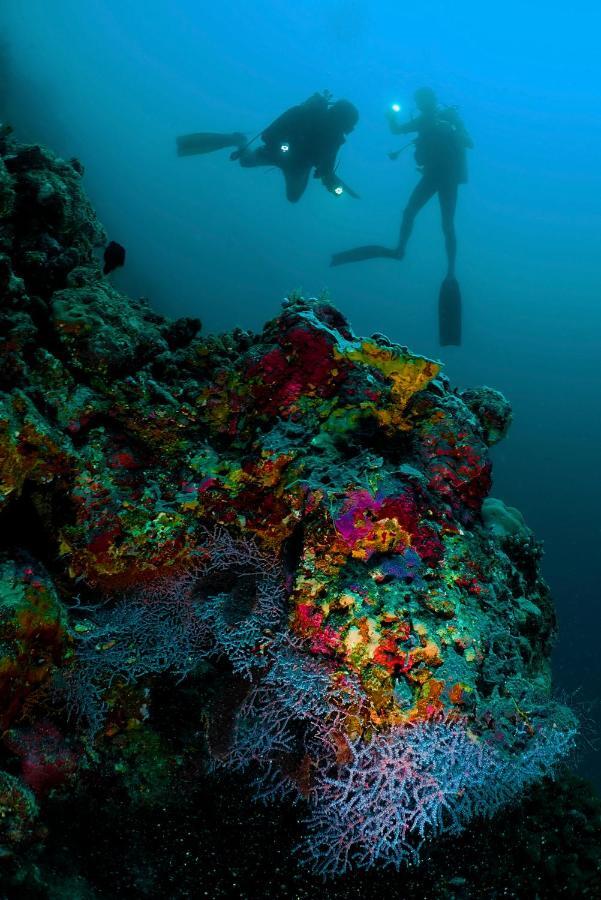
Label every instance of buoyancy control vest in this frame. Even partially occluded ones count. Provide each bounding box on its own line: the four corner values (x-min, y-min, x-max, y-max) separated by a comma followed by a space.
414, 107, 469, 183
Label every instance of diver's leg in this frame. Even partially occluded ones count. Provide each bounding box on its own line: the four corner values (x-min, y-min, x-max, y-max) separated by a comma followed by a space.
329, 176, 435, 267
438, 181, 458, 278
283, 166, 311, 203
177, 132, 246, 157
237, 145, 273, 168
396, 176, 437, 258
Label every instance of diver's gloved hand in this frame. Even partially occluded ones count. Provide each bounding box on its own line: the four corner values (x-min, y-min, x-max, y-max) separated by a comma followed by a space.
321, 174, 344, 196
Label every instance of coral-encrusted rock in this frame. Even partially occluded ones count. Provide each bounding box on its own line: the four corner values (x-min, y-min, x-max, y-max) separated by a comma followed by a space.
0, 557, 68, 730
51, 283, 169, 378
0, 135, 105, 299
0, 389, 76, 511
461, 385, 513, 445
0, 157, 16, 219
0, 771, 38, 853
482, 496, 528, 538
0, 131, 584, 881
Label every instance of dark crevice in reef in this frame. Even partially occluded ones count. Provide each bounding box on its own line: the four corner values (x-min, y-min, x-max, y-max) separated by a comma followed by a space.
347, 418, 415, 462
0, 485, 68, 567
281, 518, 305, 575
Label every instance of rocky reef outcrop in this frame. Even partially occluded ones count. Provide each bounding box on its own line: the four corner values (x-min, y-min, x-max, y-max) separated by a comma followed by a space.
0, 126, 599, 896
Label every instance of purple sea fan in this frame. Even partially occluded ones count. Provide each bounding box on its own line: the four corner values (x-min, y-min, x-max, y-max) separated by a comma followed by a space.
65, 529, 286, 731
203, 570, 287, 678
217, 642, 367, 805
302, 715, 577, 877
219, 646, 343, 775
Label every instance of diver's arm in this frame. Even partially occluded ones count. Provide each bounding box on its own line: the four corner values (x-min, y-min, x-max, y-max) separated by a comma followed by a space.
318, 167, 338, 192
315, 146, 342, 192
386, 112, 422, 135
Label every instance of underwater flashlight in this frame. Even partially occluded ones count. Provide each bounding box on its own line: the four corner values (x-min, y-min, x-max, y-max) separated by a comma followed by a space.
334, 185, 344, 196
391, 103, 402, 113
280, 143, 290, 153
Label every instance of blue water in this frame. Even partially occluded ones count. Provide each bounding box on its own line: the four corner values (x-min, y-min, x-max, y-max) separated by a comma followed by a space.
2, 0, 600, 787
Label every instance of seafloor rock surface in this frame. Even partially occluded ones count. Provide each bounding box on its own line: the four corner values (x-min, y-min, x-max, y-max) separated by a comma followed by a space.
0, 127, 599, 896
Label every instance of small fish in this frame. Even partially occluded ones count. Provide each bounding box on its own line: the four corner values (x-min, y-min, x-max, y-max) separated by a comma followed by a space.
103, 240, 126, 275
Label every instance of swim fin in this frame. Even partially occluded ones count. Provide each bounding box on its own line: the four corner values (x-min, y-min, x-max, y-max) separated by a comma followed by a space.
330, 245, 399, 267
176, 132, 245, 157
438, 276, 462, 346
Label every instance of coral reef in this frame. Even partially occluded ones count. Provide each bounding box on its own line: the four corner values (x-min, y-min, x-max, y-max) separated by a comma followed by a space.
0, 127, 598, 895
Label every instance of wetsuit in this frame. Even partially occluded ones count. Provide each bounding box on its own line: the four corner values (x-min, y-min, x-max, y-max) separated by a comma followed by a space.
396, 108, 471, 275
239, 95, 346, 202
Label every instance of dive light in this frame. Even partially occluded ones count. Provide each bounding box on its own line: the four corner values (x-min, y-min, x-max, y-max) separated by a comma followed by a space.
280, 143, 290, 153
391, 103, 402, 113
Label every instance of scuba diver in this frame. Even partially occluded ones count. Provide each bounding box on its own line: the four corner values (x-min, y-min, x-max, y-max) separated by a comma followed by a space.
330, 86, 473, 277
176, 92, 359, 203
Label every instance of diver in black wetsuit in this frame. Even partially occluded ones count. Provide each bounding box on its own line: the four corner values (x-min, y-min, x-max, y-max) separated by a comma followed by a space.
176, 92, 359, 204
388, 86, 472, 276
330, 87, 472, 276
235, 93, 359, 203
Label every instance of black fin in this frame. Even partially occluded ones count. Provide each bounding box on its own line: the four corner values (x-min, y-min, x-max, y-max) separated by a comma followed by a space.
439, 277, 462, 346
330, 245, 398, 267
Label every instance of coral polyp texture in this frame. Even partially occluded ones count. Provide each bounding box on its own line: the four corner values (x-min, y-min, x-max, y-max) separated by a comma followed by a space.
0, 127, 588, 891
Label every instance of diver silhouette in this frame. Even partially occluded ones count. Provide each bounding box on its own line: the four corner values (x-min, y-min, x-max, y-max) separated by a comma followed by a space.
176, 92, 359, 203
330, 86, 473, 277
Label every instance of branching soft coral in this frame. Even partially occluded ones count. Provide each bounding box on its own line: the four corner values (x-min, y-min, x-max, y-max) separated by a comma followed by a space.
302, 716, 578, 876
63, 529, 285, 731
